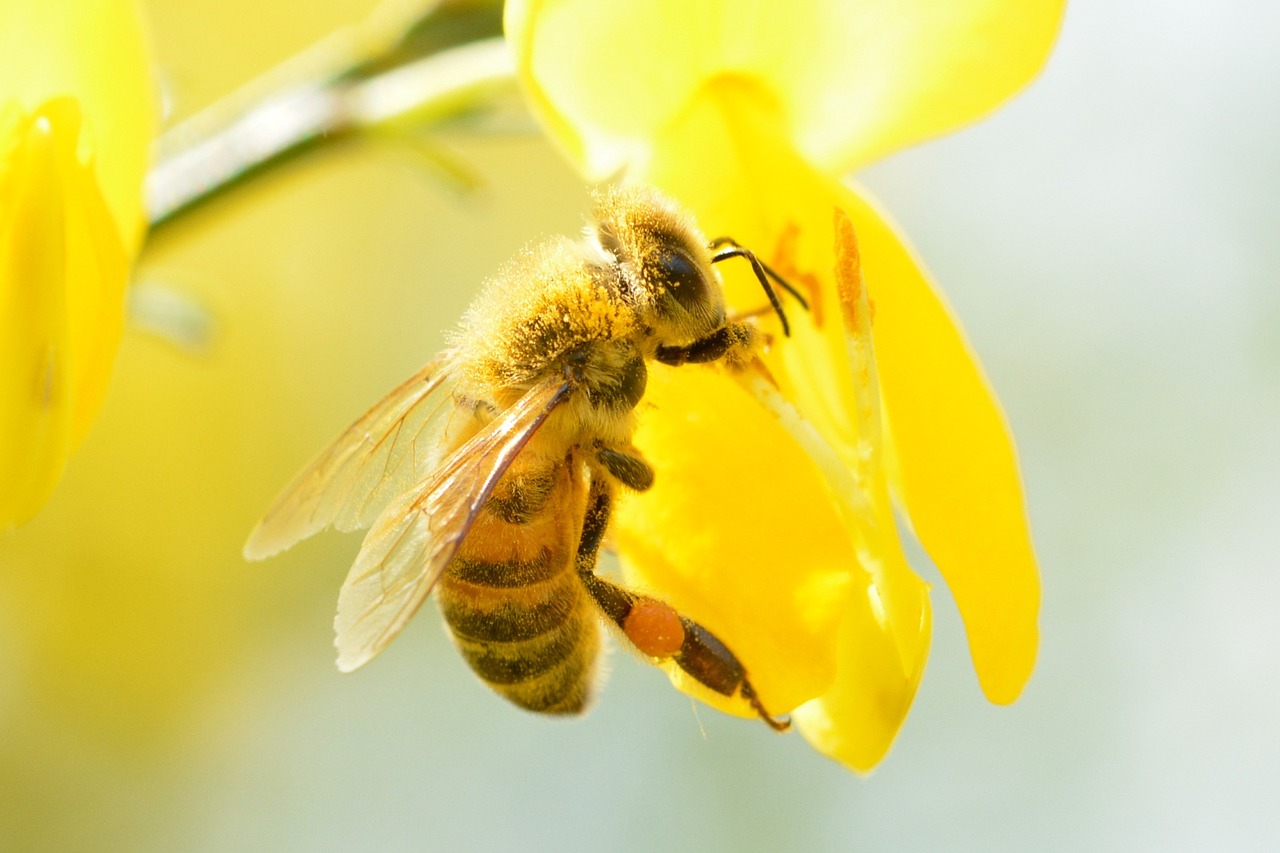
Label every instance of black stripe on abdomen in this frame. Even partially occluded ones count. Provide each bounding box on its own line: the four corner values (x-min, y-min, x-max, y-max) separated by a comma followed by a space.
452, 615, 584, 685
438, 576, 577, 643
438, 569, 599, 714
449, 549, 561, 588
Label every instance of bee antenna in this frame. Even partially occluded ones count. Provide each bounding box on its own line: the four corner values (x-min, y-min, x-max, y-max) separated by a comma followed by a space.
708, 238, 809, 338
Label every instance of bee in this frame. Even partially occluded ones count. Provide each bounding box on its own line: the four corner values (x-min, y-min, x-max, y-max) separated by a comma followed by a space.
244, 185, 803, 730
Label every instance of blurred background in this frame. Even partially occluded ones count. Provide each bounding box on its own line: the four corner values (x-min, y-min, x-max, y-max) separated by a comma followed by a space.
2, 0, 1277, 849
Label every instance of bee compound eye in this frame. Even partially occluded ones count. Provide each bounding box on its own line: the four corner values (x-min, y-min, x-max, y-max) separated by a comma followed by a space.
655, 246, 709, 312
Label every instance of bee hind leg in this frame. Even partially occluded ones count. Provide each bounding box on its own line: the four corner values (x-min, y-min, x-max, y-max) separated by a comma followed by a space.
575, 476, 790, 732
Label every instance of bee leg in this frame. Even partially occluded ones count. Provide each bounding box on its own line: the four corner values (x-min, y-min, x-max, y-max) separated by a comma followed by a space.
594, 444, 655, 492
654, 322, 758, 367
575, 478, 790, 732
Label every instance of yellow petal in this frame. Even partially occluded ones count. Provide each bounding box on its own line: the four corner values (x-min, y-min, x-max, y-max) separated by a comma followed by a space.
841, 187, 1041, 704
793, 550, 932, 772
0, 0, 156, 249
614, 364, 855, 715
641, 80, 1038, 705
781, 0, 1065, 173
507, 0, 1064, 177
0, 0, 155, 526
0, 99, 128, 528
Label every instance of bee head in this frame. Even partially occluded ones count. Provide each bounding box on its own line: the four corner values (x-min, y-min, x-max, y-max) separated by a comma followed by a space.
590, 186, 727, 347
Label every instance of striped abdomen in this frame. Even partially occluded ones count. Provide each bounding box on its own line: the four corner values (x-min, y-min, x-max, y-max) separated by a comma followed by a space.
435, 455, 600, 714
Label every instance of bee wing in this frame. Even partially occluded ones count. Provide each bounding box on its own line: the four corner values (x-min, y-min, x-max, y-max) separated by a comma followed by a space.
333, 376, 574, 672
244, 351, 462, 561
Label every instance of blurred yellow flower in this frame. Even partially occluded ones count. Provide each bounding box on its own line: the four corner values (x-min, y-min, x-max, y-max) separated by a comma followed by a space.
0, 0, 156, 528
507, 0, 1062, 770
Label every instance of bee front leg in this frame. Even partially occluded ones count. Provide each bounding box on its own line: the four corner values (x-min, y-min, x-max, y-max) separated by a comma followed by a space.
575, 477, 790, 731
654, 322, 758, 368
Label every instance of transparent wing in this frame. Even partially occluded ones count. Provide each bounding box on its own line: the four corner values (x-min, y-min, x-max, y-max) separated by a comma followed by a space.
244, 351, 462, 560
334, 376, 573, 672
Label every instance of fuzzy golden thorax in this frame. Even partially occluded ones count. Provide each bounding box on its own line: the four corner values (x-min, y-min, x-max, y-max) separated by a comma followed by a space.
452, 236, 641, 391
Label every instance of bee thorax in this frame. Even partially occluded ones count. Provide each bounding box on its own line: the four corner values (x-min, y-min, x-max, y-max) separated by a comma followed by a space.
578, 349, 646, 411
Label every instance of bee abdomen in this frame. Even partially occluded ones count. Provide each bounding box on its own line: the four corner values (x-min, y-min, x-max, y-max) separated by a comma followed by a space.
484, 468, 559, 524
449, 552, 562, 588
451, 616, 584, 684
438, 566, 599, 714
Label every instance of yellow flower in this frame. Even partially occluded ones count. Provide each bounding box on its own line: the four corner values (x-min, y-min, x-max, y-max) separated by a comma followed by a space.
507, 0, 1061, 770
0, 0, 156, 528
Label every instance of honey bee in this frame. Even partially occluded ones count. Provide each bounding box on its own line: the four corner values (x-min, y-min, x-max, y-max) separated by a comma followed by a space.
244, 185, 803, 730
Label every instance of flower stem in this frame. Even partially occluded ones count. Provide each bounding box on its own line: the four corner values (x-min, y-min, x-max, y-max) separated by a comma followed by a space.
145, 0, 511, 235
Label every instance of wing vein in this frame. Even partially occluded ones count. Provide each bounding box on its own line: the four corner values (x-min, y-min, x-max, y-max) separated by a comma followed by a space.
333, 377, 574, 671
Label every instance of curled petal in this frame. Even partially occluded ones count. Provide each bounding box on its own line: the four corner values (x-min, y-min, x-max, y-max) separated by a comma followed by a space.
507, 0, 1065, 177
840, 188, 1041, 704
0, 100, 128, 527
0, 0, 155, 526
793, 558, 932, 773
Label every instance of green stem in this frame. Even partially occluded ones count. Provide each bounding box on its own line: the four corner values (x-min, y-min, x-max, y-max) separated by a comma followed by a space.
145, 0, 511, 235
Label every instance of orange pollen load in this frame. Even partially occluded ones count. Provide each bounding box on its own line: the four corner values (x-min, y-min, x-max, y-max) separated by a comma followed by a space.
622, 597, 686, 659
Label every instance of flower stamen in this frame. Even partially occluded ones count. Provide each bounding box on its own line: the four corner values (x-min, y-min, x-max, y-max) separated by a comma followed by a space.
770, 223, 824, 328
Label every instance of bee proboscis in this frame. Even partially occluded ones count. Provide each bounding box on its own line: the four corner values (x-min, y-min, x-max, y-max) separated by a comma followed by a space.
244, 186, 803, 730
